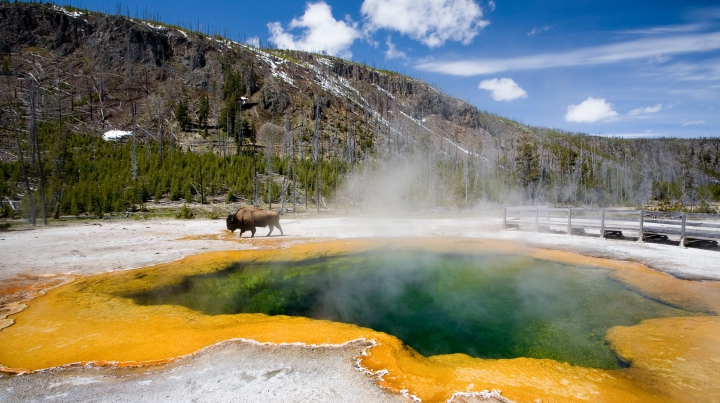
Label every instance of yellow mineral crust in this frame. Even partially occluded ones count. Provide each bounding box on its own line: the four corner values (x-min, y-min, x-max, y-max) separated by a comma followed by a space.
0, 238, 718, 403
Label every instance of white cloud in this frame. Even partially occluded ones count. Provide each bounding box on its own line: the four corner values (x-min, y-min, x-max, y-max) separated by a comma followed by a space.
245, 36, 260, 48
666, 88, 717, 100
565, 97, 618, 123
659, 57, 720, 82
648, 54, 671, 64
683, 120, 707, 126
628, 104, 662, 116
416, 31, 720, 75
622, 23, 707, 35
385, 37, 407, 59
644, 104, 662, 113
416, 55, 435, 64
527, 25, 553, 37
478, 78, 527, 101
488, 0, 495, 12
687, 7, 720, 21
361, 0, 489, 48
267, 2, 360, 58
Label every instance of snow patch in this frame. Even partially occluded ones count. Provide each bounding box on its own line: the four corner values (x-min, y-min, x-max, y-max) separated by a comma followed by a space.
52, 5, 84, 18
398, 111, 433, 134
316, 58, 334, 67
443, 137, 474, 156
317, 72, 360, 99
103, 130, 132, 141
373, 84, 396, 100
142, 22, 167, 32
253, 50, 297, 87
213, 38, 243, 50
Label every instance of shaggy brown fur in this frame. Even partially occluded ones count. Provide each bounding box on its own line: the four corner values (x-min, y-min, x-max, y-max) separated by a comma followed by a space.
226, 207, 283, 238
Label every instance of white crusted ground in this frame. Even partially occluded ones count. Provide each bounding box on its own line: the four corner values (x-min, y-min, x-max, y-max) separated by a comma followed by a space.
0, 340, 412, 403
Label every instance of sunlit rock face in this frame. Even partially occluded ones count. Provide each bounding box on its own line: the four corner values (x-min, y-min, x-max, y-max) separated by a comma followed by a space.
1, 238, 719, 403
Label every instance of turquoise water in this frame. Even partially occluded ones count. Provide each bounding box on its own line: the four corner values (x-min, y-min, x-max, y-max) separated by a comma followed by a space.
130, 251, 697, 369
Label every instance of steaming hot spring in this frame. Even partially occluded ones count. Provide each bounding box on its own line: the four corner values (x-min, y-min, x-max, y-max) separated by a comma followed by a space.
1, 230, 720, 403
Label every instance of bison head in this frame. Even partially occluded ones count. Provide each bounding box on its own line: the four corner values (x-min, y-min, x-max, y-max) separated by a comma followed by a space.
226, 214, 238, 232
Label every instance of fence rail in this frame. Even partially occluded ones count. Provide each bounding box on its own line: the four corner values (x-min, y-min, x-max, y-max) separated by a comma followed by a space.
503, 206, 720, 248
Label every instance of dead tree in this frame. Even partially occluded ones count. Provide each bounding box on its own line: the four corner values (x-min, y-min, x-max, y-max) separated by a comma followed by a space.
313, 95, 321, 213
29, 82, 47, 225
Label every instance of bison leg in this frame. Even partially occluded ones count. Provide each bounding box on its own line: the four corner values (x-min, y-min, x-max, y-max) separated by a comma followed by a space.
267, 225, 274, 236
276, 222, 283, 236
238, 230, 244, 238
251, 228, 256, 238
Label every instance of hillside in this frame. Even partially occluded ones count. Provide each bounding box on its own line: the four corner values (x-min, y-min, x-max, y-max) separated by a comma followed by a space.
1, 2, 719, 221
0, 2, 479, 155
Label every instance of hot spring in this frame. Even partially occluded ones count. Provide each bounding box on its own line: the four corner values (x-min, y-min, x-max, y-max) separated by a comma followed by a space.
130, 250, 695, 370
2, 239, 719, 403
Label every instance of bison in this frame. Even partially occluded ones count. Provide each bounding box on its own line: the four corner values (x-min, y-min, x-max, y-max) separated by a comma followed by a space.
226, 206, 283, 238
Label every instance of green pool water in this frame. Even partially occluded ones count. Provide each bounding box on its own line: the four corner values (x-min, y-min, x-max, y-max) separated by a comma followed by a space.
130, 251, 697, 369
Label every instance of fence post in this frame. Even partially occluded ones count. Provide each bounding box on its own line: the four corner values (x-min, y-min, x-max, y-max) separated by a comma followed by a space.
567, 208, 572, 235
680, 212, 687, 248
503, 206, 507, 230
637, 210, 644, 242
535, 207, 539, 232
600, 209, 605, 239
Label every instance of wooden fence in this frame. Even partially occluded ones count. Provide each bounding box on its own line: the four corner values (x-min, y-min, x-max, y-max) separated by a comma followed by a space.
503, 206, 720, 247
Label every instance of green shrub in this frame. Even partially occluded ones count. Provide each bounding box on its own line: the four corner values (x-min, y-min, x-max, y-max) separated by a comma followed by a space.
175, 204, 195, 219
0, 203, 12, 219
206, 206, 223, 220
696, 200, 718, 214
654, 200, 686, 212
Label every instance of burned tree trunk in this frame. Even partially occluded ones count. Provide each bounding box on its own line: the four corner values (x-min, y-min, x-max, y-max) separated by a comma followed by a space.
29, 83, 47, 225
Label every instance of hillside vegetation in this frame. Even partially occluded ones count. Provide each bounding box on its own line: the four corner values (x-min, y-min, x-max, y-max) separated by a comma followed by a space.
1, 2, 719, 223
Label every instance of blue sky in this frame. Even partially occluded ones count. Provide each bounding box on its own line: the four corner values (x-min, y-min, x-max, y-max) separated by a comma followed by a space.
67, 0, 720, 138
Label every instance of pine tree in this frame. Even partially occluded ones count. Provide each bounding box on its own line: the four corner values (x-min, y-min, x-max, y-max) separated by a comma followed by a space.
198, 92, 209, 137
515, 142, 541, 202
175, 93, 190, 132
